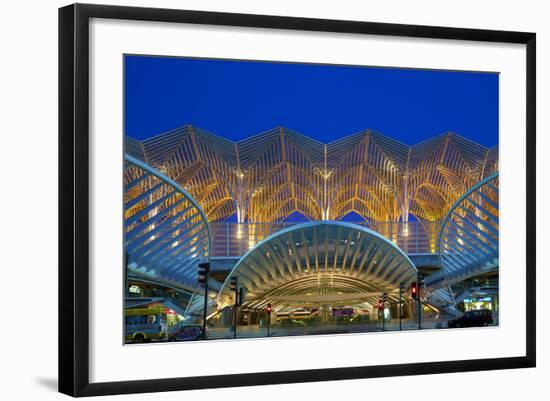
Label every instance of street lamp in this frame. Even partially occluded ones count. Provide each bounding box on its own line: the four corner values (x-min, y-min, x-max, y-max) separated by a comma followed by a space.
382, 292, 388, 331
266, 303, 272, 337
399, 283, 404, 331
418, 273, 425, 330
230, 276, 238, 339
198, 261, 210, 339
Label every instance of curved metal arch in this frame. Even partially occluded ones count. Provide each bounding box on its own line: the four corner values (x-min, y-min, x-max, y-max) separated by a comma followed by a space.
332, 203, 376, 225
331, 163, 397, 208
412, 182, 451, 206
432, 171, 499, 288
331, 187, 390, 221
410, 183, 451, 221
244, 275, 391, 310
260, 186, 322, 222
124, 154, 212, 294
216, 221, 417, 309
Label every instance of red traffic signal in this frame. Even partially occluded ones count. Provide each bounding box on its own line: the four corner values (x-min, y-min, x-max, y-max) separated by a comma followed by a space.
411, 282, 418, 299
378, 299, 384, 309
266, 303, 272, 313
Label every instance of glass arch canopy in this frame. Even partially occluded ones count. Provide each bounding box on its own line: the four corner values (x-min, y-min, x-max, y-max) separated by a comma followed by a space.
217, 221, 418, 310
437, 171, 499, 287
124, 154, 212, 293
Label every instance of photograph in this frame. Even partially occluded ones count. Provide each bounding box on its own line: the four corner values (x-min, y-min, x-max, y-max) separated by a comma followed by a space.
0, 0, 542, 399
123, 55, 499, 344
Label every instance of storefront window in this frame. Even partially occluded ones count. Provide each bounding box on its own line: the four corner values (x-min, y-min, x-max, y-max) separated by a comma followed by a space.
463, 296, 497, 312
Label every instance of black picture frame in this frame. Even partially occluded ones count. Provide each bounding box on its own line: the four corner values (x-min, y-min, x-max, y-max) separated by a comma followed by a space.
59, 3, 536, 397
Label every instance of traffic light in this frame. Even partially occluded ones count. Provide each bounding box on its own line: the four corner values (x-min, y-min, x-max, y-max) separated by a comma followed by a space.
198, 262, 210, 287
378, 299, 384, 309
230, 276, 238, 293
266, 303, 272, 314
238, 288, 245, 306
411, 282, 418, 299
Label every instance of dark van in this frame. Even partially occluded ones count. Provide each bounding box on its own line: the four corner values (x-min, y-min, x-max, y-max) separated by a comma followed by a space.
448, 309, 494, 328
168, 324, 207, 341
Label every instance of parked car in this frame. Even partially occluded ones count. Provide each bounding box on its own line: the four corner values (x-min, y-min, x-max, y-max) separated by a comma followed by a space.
168, 324, 207, 341
448, 309, 494, 328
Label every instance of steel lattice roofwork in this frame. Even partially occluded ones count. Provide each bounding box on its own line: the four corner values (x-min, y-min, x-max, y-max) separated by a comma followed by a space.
126, 125, 498, 225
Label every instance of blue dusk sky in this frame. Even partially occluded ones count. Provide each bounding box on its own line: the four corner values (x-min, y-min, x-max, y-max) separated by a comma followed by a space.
124, 55, 498, 147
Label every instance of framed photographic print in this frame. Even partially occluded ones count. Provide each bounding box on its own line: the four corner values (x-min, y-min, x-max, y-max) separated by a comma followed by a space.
58, 3, 536, 397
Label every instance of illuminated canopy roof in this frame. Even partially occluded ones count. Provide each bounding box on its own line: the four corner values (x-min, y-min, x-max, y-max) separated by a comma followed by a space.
423, 172, 499, 309
124, 154, 212, 294
127, 126, 498, 225
431, 171, 499, 288
217, 221, 418, 310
